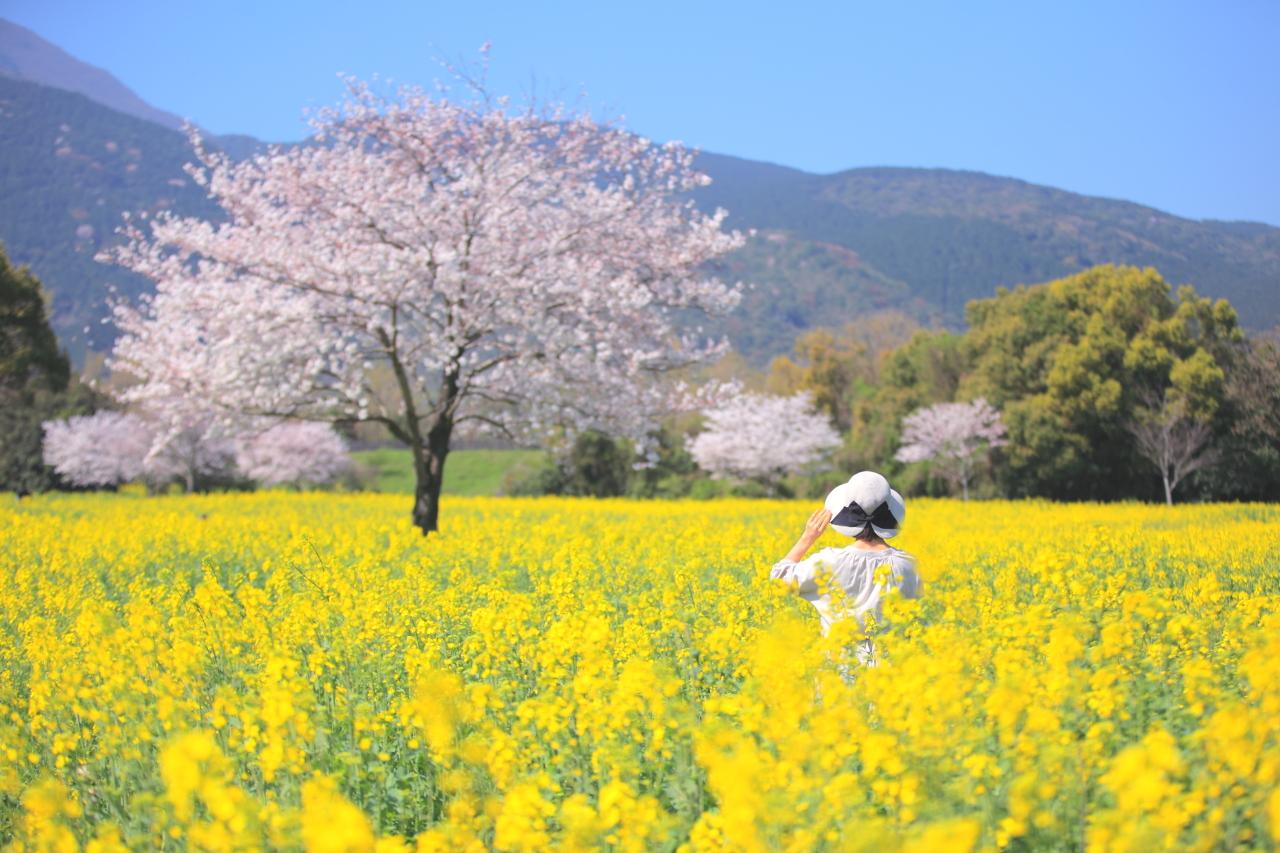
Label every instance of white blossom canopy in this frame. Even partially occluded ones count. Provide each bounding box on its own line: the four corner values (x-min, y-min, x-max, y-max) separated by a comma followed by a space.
688, 391, 842, 482
895, 398, 1007, 465
103, 76, 745, 451
235, 421, 351, 486
44, 409, 350, 489
42, 412, 151, 487
895, 398, 1007, 499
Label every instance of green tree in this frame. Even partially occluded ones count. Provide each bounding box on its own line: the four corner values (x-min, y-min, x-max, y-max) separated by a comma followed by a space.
765, 312, 923, 433
508, 429, 636, 498
766, 328, 866, 432
0, 244, 95, 493
560, 430, 633, 498
1200, 332, 1280, 500
958, 265, 1240, 500
1, 244, 69, 398
627, 421, 702, 498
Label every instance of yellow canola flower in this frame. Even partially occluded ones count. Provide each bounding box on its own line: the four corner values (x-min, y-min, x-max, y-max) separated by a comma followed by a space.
160, 730, 225, 821
13, 777, 82, 852
0, 492, 1278, 850
492, 777, 556, 852
301, 775, 376, 853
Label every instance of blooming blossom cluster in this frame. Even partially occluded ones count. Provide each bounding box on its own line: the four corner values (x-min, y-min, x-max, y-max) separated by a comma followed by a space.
687, 391, 841, 483
101, 72, 745, 530
41, 412, 150, 487
42, 411, 348, 489
235, 421, 350, 486
895, 398, 1007, 499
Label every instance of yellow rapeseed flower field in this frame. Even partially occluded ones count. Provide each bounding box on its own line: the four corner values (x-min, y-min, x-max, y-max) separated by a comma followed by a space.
2, 493, 1278, 851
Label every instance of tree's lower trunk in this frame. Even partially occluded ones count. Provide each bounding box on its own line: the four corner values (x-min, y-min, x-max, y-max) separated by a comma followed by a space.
411, 466, 441, 535
410, 416, 453, 536
1163, 473, 1173, 506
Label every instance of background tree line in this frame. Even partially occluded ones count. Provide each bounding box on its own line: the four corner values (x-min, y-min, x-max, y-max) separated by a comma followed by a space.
512, 265, 1280, 503
0, 244, 101, 494
5, 252, 1279, 503
818, 265, 1279, 502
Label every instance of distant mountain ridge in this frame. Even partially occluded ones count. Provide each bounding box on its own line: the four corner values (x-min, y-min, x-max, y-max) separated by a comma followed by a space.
0, 18, 187, 131
0, 74, 227, 360
0, 18, 276, 157
693, 155, 1280, 356
3, 18, 1278, 366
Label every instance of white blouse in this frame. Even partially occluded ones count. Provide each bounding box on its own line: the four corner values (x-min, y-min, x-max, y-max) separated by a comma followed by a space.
771, 545, 923, 635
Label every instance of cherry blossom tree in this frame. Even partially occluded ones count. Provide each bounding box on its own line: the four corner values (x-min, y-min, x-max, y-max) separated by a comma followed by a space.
144, 417, 237, 493
895, 398, 1006, 500
103, 69, 744, 534
44, 408, 348, 491
42, 408, 236, 491
687, 392, 841, 490
42, 411, 151, 488
235, 422, 351, 487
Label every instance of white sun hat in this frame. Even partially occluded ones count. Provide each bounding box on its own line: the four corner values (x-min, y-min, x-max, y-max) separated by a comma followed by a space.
823, 470, 906, 539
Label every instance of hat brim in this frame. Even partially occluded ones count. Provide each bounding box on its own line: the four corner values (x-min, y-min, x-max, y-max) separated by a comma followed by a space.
825, 484, 904, 539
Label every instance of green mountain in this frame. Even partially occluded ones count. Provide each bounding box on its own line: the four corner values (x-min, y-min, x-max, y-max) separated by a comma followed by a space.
0, 18, 187, 131
2, 69, 1278, 367
0, 75, 225, 361
693, 154, 1280, 358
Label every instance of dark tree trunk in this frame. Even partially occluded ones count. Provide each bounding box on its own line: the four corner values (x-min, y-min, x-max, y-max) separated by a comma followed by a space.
410, 416, 453, 535
377, 319, 463, 537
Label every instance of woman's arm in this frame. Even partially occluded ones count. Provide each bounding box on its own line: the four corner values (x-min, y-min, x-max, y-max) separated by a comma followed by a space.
782, 508, 833, 563
770, 508, 834, 594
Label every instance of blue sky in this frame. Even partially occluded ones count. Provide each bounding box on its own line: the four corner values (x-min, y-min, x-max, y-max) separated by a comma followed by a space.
9, 0, 1280, 224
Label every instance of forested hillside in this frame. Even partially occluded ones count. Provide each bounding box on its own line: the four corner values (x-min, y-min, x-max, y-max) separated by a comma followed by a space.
694, 154, 1280, 355
3, 73, 1279, 367
0, 75, 223, 359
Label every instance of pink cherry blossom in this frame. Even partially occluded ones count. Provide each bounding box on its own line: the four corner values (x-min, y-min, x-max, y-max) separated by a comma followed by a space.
895, 398, 1007, 500
42, 409, 237, 491
688, 391, 841, 487
102, 71, 745, 533
42, 411, 151, 488
235, 421, 350, 486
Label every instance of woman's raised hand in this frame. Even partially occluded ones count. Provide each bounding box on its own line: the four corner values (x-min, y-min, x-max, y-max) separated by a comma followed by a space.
802, 508, 833, 542
778, 507, 834, 565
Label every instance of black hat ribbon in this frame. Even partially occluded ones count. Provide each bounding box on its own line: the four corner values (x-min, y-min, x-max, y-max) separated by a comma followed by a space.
831, 499, 898, 531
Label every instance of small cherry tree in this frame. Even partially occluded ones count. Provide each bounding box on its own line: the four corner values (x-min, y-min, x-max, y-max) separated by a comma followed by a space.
44, 409, 350, 490
43, 409, 237, 491
144, 415, 237, 493
42, 411, 151, 488
895, 398, 1006, 500
687, 392, 841, 491
235, 422, 351, 487
104, 69, 743, 534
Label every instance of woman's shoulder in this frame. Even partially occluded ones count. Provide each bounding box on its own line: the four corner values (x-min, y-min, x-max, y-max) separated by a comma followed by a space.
885, 546, 918, 566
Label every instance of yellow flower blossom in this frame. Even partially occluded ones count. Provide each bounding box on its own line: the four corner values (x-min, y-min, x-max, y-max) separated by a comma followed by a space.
1, 492, 1277, 849
301, 775, 375, 853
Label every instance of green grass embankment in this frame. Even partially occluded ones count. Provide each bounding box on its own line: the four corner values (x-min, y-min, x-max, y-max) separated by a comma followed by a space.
352, 448, 548, 496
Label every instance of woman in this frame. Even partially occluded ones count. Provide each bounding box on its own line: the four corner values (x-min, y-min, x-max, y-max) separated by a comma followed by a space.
770, 471, 922, 665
